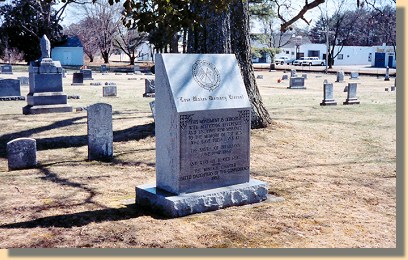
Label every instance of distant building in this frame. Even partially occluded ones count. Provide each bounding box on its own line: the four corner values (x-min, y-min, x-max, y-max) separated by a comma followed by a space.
51, 36, 84, 66
371, 44, 396, 68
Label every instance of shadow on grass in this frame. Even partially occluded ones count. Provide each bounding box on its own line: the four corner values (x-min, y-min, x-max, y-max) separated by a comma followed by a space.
0, 204, 168, 229
0, 116, 155, 158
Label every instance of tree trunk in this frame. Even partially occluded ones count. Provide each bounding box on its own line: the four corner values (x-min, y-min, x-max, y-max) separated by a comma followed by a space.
129, 56, 135, 65
170, 33, 179, 53
188, 0, 271, 128
230, 0, 271, 128
102, 51, 109, 63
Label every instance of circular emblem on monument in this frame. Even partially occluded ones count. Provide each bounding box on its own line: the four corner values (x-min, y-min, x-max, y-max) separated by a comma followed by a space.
192, 60, 220, 91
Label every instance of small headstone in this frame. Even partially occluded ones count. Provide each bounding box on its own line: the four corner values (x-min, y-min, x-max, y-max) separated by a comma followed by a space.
302, 74, 308, 79
343, 83, 360, 105
71, 73, 84, 85
149, 100, 156, 120
1, 65, 13, 74
323, 79, 328, 84
385, 87, 389, 91
67, 95, 80, 99
320, 83, 337, 106
100, 65, 109, 73
90, 82, 102, 86
350, 72, 359, 79
62, 69, 66, 78
288, 77, 306, 89
143, 79, 155, 97
105, 82, 116, 86
136, 54, 268, 217
281, 74, 288, 80
87, 103, 113, 161
384, 66, 390, 81
18, 76, 29, 86
80, 69, 94, 80
290, 69, 296, 77
0, 79, 23, 99
256, 75, 263, 79
7, 138, 37, 171
391, 78, 396, 91
103, 85, 117, 97
336, 71, 345, 82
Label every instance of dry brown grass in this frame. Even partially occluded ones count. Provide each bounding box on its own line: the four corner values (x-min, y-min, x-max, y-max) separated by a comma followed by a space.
0, 67, 396, 248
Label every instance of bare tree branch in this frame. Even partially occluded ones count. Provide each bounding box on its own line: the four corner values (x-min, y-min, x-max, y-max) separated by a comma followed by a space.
279, 0, 325, 32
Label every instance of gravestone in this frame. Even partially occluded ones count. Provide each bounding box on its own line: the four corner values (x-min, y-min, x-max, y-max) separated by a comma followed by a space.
384, 66, 390, 81
103, 85, 117, 97
87, 103, 113, 161
0, 79, 24, 100
143, 79, 155, 97
62, 69, 66, 78
80, 69, 94, 80
136, 54, 268, 217
323, 79, 328, 84
71, 73, 84, 85
7, 138, 37, 171
336, 71, 345, 82
290, 69, 296, 77
134, 71, 143, 75
149, 100, 156, 120
18, 76, 29, 85
281, 74, 288, 80
343, 85, 348, 92
350, 72, 359, 79
302, 74, 308, 79
23, 35, 72, 114
320, 83, 337, 106
391, 78, 396, 91
100, 64, 109, 73
288, 77, 306, 89
90, 82, 102, 86
343, 83, 360, 105
1, 65, 13, 74
256, 75, 264, 79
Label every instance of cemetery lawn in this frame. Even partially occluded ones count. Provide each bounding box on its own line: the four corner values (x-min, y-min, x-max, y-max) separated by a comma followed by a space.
0, 69, 396, 248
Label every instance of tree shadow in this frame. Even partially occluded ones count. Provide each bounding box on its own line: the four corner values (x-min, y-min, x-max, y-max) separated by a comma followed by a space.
0, 203, 168, 229
0, 117, 155, 158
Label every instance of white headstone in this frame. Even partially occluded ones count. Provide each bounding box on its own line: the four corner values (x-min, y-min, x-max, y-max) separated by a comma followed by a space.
87, 103, 113, 161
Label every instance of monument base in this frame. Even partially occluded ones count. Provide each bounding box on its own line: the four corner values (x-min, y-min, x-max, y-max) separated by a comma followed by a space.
320, 100, 337, 106
136, 179, 268, 218
23, 104, 73, 115
343, 98, 360, 105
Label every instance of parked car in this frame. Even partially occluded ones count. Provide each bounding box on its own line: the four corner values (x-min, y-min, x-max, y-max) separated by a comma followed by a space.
274, 56, 290, 65
301, 57, 326, 66
293, 57, 307, 66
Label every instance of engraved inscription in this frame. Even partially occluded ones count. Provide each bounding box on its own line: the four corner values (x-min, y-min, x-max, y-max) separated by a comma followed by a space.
179, 109, 250, 193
